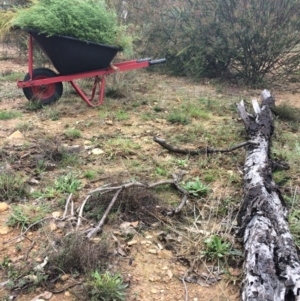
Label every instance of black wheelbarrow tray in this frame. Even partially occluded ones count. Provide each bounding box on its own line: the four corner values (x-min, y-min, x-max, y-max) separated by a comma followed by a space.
17, 30, 166, 106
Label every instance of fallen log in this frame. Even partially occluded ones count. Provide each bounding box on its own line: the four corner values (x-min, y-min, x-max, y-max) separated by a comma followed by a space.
237, 90, 300, 301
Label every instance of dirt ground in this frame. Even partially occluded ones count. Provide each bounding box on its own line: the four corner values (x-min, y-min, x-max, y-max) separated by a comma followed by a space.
0, 47, 299, 301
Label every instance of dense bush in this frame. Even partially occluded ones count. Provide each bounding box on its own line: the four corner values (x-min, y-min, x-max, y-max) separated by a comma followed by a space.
12, 0, 132, 50
116, 0, 300, 84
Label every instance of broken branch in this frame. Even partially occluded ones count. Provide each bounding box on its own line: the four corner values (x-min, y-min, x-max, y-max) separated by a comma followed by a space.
153, 136, 258, 155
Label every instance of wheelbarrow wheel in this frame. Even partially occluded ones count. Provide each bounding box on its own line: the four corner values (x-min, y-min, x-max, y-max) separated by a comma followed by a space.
23, 68, 63, 105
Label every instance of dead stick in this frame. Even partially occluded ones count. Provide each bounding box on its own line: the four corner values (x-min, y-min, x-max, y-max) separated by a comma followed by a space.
153, 136, 258, 155
76, 195, 91, 230
25, 240, 35, 260
63, 193, 73, 219
87, 187, 124, 239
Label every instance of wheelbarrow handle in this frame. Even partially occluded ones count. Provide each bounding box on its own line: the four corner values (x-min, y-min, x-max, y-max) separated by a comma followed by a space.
137, 58, 152, 62
149, 58, 166, 65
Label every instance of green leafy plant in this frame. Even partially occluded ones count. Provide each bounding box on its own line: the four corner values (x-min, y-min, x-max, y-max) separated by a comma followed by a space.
115, 110, 129, 121
167, 111, 190, 125
64, 129, 82, 139
202, 235, 231, 261
176, 158, 189, 168
182, 177, 210, 197
0, 173, 28, 202
12, 0, 132, 50
0, 71, 24, 81
202, 235, 243, 263
84, 170, 96, 180
289, 210, 300, 249
54, 173, 81, 194
86, 271, 127, 301
155, 167, 167, 176
7, 203, 50, 230
272, 104, 300, 123
0, 110, 22, 120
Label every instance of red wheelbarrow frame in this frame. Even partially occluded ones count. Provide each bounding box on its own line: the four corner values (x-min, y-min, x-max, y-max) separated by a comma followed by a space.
17, 34, 166, 107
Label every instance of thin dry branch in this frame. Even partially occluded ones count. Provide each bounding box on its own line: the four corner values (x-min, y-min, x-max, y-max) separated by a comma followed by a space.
87, 187, 124, 239
82, 171, 188, 239
153, 136, 258, 155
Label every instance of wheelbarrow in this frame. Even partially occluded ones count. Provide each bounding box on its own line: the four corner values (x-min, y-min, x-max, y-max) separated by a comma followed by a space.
17, 30, 166, 107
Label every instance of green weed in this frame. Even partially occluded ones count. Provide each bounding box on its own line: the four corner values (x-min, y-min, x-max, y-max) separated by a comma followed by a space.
86, 271, 127, 301
155, 167, 167, 176
182, 177, 210, 197
0, 72, 24, 82
289, 210, 300, 249
106, 137, 141, 156
84, 170, 97, 180
273, 104, 300, 123
115, 110, 129, 121
0, 110, 22, 120
54, 174, 81, 194
0, 173, 28, 202
7, 203, 50, 230
64, 129, 82, 139
60, 152, 81, 167
167, 111, 190, 125
202, 235, 231, 261
15, 121, 34, 132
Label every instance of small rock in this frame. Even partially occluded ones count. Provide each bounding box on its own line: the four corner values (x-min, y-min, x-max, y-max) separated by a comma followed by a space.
7, 131, 23, 140
64, 291, 72, 297
49, 222, 57, 231
127, 240, 138, 246
91, 148, 105, 155
52, 211, 61, 218
106, 120, 113, 125
167, 270, 173, 279
61, 274, 70, 281
148, 249, 157, 254
0, 226, 10, 235
151, 289, 158, 294
45, 163, 56, 171
157, 243, 163, 250
35, 258, 43, 263
28, 178, 40, 185
90, 237, 101, 243
120, 222, 132, 229
0, 202, 9, 212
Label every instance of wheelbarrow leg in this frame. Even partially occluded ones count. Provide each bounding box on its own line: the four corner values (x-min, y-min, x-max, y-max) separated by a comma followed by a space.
28, 35, 33, 79
69, 75, 106, 107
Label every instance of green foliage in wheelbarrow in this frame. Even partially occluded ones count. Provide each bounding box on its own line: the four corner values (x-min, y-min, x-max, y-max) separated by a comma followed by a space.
12, 0, 132, 51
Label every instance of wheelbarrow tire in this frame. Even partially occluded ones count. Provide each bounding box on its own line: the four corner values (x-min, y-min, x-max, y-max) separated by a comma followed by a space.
23, 68, 63, 105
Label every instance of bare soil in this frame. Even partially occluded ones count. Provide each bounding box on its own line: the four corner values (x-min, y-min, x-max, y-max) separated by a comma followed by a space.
0, 51, 299, 301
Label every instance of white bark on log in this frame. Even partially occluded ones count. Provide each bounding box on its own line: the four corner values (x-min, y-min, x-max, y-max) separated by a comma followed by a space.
237, 90, 300, 301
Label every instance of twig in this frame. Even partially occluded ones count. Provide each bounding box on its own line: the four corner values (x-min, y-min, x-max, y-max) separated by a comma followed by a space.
48, 281, 82, 294
25, 240, 35, 260
89, 181, 146, 194
76, 195, 91, 230
63, 193, 73, 219
87, 187, 124, 239
4, 217, 67, 244
71, 201, 74, 216
21, 217, 59, 236
153, 136, 258, 155
182, 270, 189, 301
